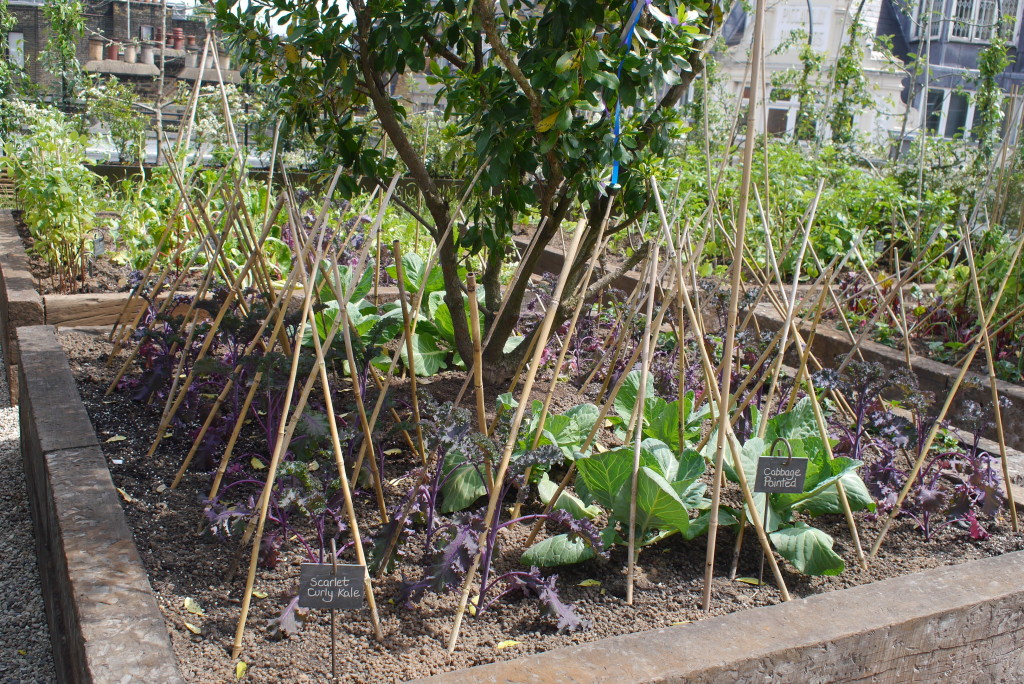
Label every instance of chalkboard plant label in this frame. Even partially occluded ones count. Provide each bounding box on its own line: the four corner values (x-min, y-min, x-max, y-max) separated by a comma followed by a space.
754, 457, 808, 494
298, 564, 365, 610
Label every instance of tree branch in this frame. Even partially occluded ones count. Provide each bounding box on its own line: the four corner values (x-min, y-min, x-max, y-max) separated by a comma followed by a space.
423, 32, 469, 71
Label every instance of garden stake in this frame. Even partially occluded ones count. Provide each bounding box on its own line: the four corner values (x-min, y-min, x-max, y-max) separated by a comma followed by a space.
511, 223, 611, 520
447, 221, 586, 654
147, 196, 297, 458
803, 373, 868, 570
225, 171, 385, 586
870, 227, 1024, 555
627, 241, 659, 605
337, 303, 390, 522
893, 249, 914, 370
175, 176, 350, 486
703, 0, 763, 602
204, 369, 263, 510
467, 272, 488, 436
578, 279, 642, 389
231, 268, 316, 661
158, 207, 264, 428
522, 279, 675, 554
652, 179, 791, 606
309, 280, 385, 641
963, 234, 1018, 530
393, 240, 428, 465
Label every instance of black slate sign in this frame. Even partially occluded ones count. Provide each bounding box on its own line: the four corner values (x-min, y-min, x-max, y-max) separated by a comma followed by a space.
298, 563, 365, 610
753, 457, 808, 494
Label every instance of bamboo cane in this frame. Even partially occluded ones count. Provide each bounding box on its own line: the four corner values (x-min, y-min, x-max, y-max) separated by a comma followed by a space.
627, 242, 659, 605
446, 222, 586, 654
702, 0, 767, 612
466, 271, 492, 490
308, 268, 385, 641
393, 241, 427, 466
870, 227, 1024, 555
231, 273, 315, 661
651, 180, 791, 605
962, 234, 1018, 531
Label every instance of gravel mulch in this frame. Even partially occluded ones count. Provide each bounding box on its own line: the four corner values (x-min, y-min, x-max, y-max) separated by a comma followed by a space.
0, 347, 56, 683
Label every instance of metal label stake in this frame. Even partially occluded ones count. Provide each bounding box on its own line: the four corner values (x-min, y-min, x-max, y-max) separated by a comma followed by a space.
298, 541, 365, 680
754, 437, 807, 587
330, 539, 338, 682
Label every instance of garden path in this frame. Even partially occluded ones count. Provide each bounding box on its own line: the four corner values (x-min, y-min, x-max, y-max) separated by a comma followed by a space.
0, 347, 55, 682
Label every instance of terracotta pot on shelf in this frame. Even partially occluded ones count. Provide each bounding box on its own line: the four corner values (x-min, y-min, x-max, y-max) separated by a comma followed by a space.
173, 37, 184, 50
124, 44, 137, 64
186, 35, 196, 48
88, 38, 104, 61
106, 43, 120, 61
140, 45, 155, 65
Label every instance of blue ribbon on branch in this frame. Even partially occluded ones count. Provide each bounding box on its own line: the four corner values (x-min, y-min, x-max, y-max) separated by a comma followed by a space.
609, 0, 650, 189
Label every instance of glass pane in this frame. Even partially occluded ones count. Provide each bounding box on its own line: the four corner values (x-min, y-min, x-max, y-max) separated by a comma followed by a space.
7, 32, 23, 68
926, 89, 944, 132
945, 93, 970, 137
768, 108, 789, 135
997, 0, 1019, 37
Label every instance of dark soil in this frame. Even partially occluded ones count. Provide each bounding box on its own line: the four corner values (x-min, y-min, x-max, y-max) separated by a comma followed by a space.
58, 328, 1024, 684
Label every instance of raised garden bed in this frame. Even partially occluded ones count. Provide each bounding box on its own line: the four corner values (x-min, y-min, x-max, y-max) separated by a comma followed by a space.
20, 321, 1020, 682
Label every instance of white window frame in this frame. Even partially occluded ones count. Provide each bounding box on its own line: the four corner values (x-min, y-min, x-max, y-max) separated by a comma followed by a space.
948, 0, 1023, 43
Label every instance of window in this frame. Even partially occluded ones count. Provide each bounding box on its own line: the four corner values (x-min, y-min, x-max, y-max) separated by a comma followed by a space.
7, 32, 23, 68
916, 0, 945, 39
140, 25, 154, 42
951, 0, 1022, 41
923, 88, 980, 139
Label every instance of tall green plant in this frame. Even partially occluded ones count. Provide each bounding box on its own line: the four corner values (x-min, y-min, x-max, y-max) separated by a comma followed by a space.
971, 36, 1010, 175
829, 1, 871, 144
41, 0, 86, 107
1, 102, 102, 292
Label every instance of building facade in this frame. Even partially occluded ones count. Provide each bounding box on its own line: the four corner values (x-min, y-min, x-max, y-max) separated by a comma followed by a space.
4, 0, 234, 99
877, 0, 1024, 140
716, 0, 907, 142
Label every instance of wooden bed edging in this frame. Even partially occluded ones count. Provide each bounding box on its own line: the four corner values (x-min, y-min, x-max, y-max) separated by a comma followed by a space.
0, 210, 44, 402
750, 302, 1024, 459
18, 325, 185, 683
416, 548, 1024, 683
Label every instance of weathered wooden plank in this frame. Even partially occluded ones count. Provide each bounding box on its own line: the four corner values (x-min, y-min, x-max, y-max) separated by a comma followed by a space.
44, 292, 142, 328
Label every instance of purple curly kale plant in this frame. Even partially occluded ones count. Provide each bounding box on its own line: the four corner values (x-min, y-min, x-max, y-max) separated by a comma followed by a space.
388, 399, 600, 632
